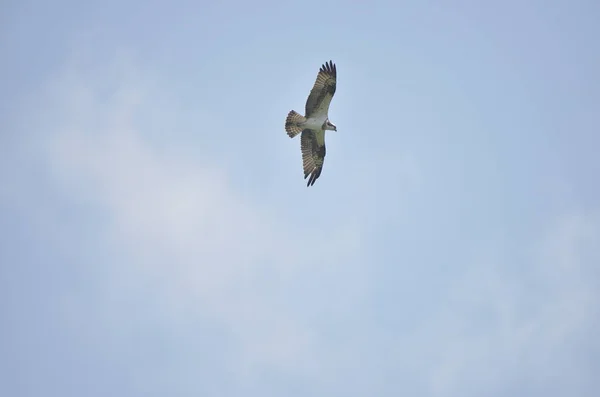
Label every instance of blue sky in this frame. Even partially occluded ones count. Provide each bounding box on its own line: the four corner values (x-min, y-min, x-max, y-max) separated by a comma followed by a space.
1, 0, 599, 396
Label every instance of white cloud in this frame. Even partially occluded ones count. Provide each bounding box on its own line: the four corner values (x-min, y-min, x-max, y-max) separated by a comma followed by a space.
12, 49, 599, 396
31, 52, 369, 387
423, 210, 600, 397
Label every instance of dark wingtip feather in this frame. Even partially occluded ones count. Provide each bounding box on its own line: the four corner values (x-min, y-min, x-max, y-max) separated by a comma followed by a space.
305, 167, 322, 187
320, 60, 336, 78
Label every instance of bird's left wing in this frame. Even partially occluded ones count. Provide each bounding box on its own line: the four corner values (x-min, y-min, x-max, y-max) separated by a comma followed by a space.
301, 129, 326, 187
304, 60, 337, 119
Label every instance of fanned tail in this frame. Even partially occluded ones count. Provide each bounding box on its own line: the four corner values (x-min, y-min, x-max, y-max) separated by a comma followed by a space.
285, 110, 306, 138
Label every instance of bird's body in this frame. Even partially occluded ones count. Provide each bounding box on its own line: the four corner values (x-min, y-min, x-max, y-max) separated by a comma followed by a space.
285, 60, 338, 187
301, 114, 329, 131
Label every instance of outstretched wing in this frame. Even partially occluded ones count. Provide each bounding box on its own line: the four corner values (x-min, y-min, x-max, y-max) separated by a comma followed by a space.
304, 60, 337, 119
301, 129, 326, 187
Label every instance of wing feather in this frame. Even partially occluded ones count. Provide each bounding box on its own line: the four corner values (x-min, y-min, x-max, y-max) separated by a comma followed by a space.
301, 129, 326, 187
304, 60, 337, 118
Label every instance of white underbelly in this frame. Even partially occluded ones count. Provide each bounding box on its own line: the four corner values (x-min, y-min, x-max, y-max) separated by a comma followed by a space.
304, 114, 327, 130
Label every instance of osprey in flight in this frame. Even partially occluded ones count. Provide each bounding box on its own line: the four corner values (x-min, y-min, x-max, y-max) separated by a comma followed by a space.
285, 60, 338, 187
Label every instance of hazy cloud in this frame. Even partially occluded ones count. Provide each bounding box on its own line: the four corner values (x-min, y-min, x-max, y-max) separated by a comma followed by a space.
4, 37, 598, 396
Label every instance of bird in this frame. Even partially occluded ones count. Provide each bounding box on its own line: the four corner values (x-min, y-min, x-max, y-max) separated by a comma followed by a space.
285, 60, 338, 187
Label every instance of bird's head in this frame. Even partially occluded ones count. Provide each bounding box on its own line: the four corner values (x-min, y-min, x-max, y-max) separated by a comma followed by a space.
325, 120, 337, 131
